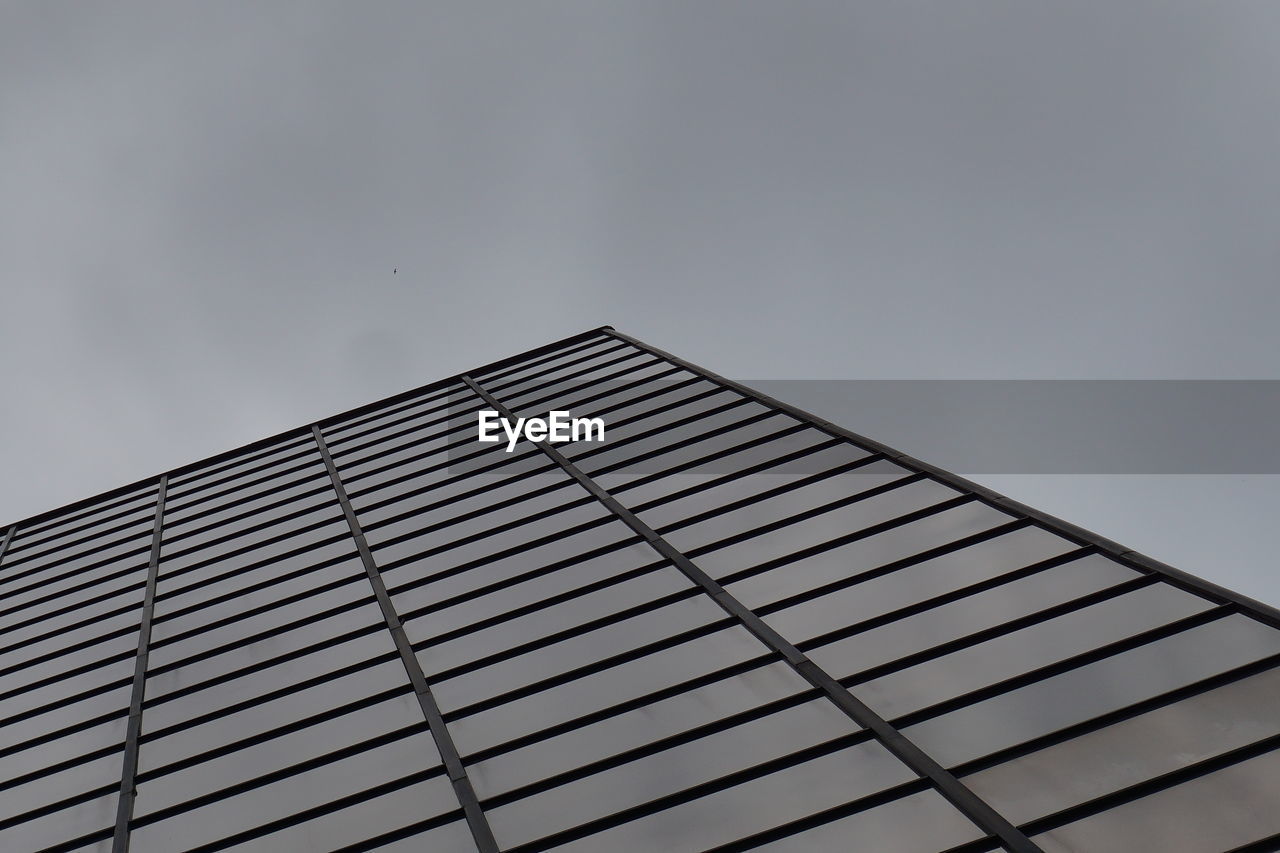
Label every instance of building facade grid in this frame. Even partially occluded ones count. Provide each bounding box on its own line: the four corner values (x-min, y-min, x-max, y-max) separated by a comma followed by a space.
1, 327, 1279, 852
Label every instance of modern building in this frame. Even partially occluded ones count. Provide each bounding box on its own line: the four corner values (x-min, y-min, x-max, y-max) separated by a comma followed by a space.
2, 326, 1279, 853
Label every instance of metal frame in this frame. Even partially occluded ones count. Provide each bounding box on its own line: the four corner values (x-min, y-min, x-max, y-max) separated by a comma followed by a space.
113, 474, 168, 852
601, 328, 1280, 632
4, 326, 1280, 851
462, 374, 1041, 853
313, 425, 499, 853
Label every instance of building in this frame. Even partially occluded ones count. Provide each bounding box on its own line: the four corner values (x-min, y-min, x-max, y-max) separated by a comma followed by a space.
2, 326, 1279, 853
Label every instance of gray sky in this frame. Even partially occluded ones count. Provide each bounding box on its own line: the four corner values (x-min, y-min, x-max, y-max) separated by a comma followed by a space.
3, 3, 1278, 603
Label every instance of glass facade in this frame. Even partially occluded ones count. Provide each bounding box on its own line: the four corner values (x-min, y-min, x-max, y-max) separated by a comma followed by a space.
3, 326, 1279, 852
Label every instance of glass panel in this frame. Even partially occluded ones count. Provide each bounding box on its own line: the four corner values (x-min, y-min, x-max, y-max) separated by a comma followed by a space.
347, 442, 546, 507
154, 537, 356, 617
632, 442, 876, 530
136, 694, 432, 815
354, 466, 563, 531
324, 383, 467, 444
325, 392, 476, 458
396, 540, 660, 642
365, 819, 475, 852
904, 613, 1280, 767
488, 349, 648, 403
66, 842, 114, 853
0, 683, 130, 754
964, 665, 1280, 824
449, 626, 771, 757
380, 517, 629, 605
141, 631, 398, 734
500, 358, 681, 417
1, 515, 153, 580
759, 788, 984, 852
129, 738, 452, 852
797, 553, 1134, 671
552, 742, 915, 853
1034, 746, 1280, 853
475, 337, 619, 384
0, 571, 145, 638
404, 565, 692, 674
9, 489, 155, 555
162, 477, 335, 543
166, 461, 327, 524
3, 717, 128, 781
360, 440, 552, 501
659, 461, 918, 551
165, 439, 315, 501
161, 515, 334, 570
0, 790, 115, 852
856, 581, 1211, 720
563, 394, 755, 468
140, 659, 409, 770
148, 575, 370, 669
506, 369, 704, 426
331, 418, 475, 479
0, 747, 121, 824
428, 595, 726, 712
585, 415, 804, 484
485, 338, 632, 385
732, 501, 1031, 614
468, 662, 813, 799
150, 556, 363, 643
145, 600, 385, 701
487, 699, 857, 848
0, 544, 150, 613
158, 511, 346, 574
0, 655, 134, 722
1, 583, 143, 645
507, 370, 696, 426
690, 478, 964, 581
220, 779, 461, 852
0, 606, 138, 676
599, 428, 830, 500
361, 473, 583, 550
373, 498, 612, 574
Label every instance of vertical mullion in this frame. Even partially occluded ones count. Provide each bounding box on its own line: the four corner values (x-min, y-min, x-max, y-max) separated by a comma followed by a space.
463, 375, 1042, 853
112, 474, 168, 853
312, 425, 497, 853
0, 524, 15, 566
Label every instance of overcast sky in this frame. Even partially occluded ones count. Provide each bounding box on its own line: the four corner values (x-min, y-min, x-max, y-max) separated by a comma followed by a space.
3, 3, 1278, 603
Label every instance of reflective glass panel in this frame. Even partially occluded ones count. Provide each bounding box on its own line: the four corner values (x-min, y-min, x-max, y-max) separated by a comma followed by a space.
0, 790, 116, 852
758, 788, 984, 852
689, 478, 963, 581
552, 741, 915, 853
428, 594, 726, 711
467, 661, 813, 798
734, 502, 1035, 614
964, 664, 1280, 824
905, 613, 1280, 767
856, 581, 1211, 720
130, 741, 453, 852
486, 699, 857, 848
449, 626, 771, 757
405, 565, 692, 674
140, 658, 409, 770
136, 694, 429, 815
396, 539, 659, 640
141, 631, 398, 734
1035, 746, 1280, 853
800, 553, 1137, 674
